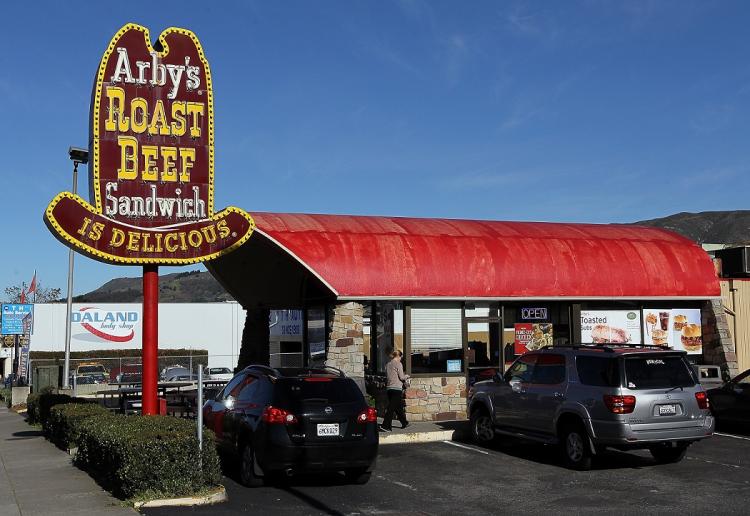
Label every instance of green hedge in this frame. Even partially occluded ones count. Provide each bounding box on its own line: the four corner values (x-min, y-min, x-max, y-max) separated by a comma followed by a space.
74, 414, 221, 499
0, 388, 10, 408
37, 393, 73, 427
46, 403, 110, 448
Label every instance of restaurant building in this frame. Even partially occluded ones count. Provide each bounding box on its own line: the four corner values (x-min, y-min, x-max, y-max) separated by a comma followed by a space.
208, 212, 731, 422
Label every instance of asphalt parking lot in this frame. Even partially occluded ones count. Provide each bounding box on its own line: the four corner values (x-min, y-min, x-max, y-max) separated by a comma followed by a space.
142, 430, 750, 515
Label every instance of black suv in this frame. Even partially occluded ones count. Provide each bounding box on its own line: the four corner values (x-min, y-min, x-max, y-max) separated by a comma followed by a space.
203, 365, 378, 486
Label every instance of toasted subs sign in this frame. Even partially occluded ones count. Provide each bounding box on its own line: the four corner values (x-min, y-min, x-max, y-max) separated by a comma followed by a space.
44, 24, 254, 264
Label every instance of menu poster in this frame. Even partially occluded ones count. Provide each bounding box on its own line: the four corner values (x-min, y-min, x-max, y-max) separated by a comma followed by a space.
514, 323, 553, 354
643, 308, 702, 354
580, 310, 642, 344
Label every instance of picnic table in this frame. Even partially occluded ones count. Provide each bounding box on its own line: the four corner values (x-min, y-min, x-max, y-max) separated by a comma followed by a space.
97, 380, 228, 416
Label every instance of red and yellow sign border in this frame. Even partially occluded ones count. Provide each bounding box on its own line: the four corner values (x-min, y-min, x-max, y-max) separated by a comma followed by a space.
44, 23, 255, 266
45, 192, 255, 265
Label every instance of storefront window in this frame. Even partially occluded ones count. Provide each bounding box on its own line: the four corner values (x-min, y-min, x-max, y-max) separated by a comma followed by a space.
466, 303, 501, 385
410, 303, 463, 374
373, 302, 403, 374
362, 304, 373, 374
306, 306, 326, 368
504, 304, 570, 365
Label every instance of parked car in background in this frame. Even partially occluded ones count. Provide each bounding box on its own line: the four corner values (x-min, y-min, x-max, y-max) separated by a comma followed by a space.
707, 368, 750, 430
205, 367, 234, 381
162, 366, 192, 382
70, 375, 97, 386
110, 364, 142, 383
76, 362, 108, 382
203, 365, 378, 486
171, 373, 199, 382
118, 373, 142, 385
468, 344, 714, 470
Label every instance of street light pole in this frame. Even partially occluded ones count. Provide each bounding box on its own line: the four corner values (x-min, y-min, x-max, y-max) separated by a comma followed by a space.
63, 147, 88, 389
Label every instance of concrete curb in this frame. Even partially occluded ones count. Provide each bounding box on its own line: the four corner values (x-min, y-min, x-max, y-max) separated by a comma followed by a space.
380, 429, 462, 445
133, 485, 227, 509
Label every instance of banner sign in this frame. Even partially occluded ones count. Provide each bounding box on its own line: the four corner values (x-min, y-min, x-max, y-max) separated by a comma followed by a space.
44, 24, 254, 265
514, 323, 553, 354
17, 346, 30, 379
643, 308, 702, 354
580, 310, 641, 344
1, 304, 34, 335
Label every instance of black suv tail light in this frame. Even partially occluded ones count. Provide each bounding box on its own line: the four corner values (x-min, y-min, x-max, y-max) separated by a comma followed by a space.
603, 395, 636, 414
695, 391, 709, 410
357, 407, 378, 423
262, 406, 298, 424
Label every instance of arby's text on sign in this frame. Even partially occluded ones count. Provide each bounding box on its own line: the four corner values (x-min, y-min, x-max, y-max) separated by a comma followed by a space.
44, 24, 254, 265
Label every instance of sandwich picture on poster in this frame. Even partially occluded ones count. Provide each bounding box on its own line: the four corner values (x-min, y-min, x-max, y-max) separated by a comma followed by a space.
643, 308, 702, 353
514, 323, 553, 354
580, 310, 641, 345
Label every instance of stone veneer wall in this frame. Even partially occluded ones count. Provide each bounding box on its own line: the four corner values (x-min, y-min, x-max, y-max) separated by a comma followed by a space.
404, 376, 467, 422
325, 302, 365, 392
702, 299, 738, 378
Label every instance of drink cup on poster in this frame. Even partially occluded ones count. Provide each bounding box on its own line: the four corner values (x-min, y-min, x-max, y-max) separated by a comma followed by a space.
659, 312, 669, 331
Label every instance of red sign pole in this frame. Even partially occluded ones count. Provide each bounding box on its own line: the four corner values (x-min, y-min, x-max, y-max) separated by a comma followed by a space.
142, 265, 159, 415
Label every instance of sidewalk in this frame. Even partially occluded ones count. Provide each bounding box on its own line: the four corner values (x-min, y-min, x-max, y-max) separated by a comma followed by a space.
0, 405, 137, 516
377, 418, 469, 445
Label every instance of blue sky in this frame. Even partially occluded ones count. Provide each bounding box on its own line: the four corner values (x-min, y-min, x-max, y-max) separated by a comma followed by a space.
1, 1, 748, 296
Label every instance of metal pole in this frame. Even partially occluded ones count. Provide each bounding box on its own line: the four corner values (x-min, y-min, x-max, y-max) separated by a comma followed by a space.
142, 265, 159, 415
197, 367, 203, 462
62, 162, 79, 389
13, 335, 19, 386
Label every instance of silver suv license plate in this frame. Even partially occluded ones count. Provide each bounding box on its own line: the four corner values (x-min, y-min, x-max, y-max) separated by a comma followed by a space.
317, 423, 340, 436
658, 404, 677, 415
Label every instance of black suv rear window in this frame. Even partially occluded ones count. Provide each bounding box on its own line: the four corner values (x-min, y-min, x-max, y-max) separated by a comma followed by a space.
624, 356, 695, 390
576, 356, 620, 387
275, 378, 364, 406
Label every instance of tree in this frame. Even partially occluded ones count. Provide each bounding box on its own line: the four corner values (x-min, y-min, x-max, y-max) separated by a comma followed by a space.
4, 282, 62, 303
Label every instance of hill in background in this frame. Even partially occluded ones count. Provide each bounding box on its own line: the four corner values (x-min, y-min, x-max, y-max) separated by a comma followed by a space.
73, 270, 231, 303
634, 210, 750, 244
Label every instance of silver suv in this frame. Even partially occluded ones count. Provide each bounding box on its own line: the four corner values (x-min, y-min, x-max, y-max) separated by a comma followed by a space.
468, 345, 714, 470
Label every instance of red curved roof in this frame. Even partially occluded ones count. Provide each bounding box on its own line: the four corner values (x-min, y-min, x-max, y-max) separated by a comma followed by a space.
249, 212, 720, 299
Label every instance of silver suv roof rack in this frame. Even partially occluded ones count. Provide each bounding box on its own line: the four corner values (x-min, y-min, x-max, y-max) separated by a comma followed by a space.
541, 343, 674, 352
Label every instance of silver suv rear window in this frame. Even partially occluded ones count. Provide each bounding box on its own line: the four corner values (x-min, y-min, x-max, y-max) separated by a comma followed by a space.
576, 356, 620, 387
624, 356, 695, 390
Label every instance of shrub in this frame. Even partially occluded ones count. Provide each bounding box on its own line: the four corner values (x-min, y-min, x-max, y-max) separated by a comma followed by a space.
75, 415, 221, 499
26, 392, 40, 423
46, 403, 110, 448
37, 393, 73, 428
0, 388, 11, 408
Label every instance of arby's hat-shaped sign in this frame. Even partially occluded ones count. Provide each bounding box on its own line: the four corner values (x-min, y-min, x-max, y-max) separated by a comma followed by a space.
44, 23, 255, 265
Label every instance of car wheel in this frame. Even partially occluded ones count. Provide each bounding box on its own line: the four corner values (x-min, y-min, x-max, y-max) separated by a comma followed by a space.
470, 408, 495, 446
649, 443, 688, 464
239, 444, 264, 487
345, 468, 372, 485
560, 424, 592, 471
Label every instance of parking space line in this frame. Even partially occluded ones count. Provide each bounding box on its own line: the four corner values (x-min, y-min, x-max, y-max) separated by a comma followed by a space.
375, 474, 418, 491
442, 440, 490, 455
714, 432, 750, 442
686, 456, 742, 469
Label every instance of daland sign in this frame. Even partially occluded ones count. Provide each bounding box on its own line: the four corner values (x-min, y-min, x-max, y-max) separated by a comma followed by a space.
44, 24, 254, 264
42, 24, 254, 414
